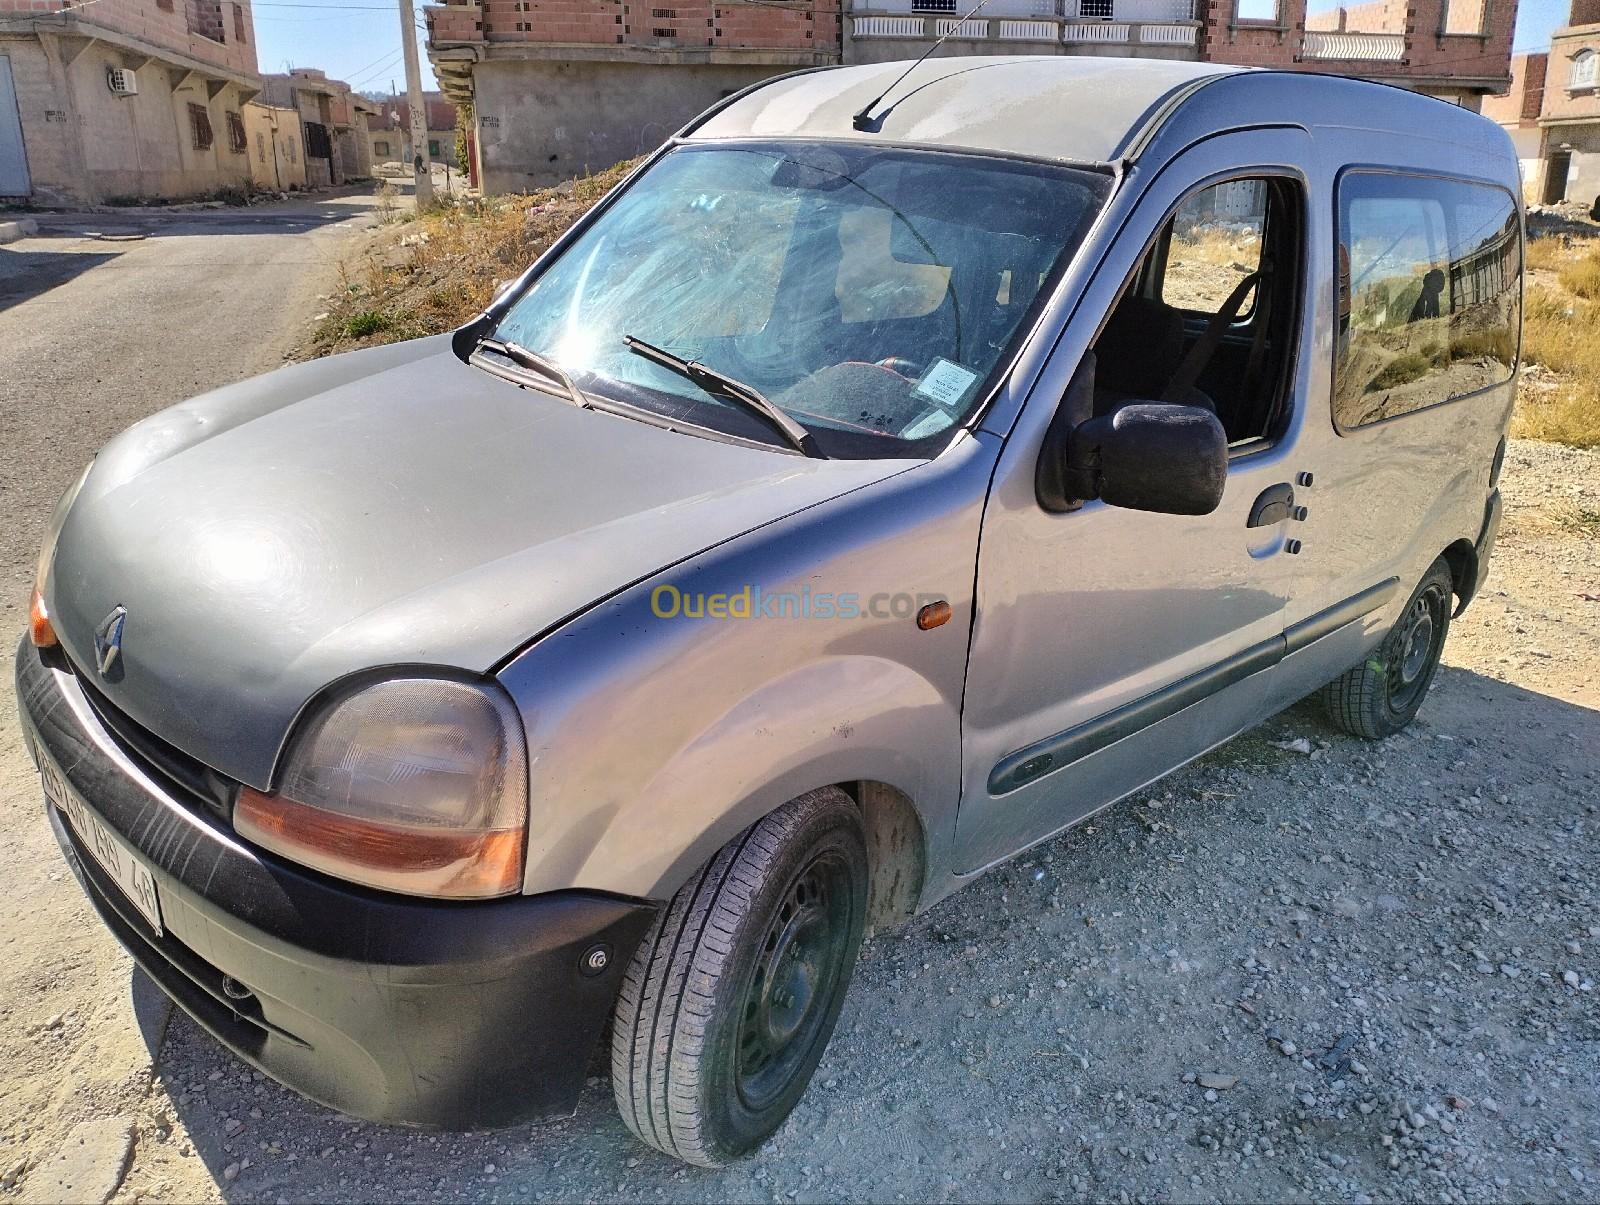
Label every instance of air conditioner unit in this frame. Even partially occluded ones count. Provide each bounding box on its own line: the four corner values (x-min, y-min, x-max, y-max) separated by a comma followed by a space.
107, 68, 139, 97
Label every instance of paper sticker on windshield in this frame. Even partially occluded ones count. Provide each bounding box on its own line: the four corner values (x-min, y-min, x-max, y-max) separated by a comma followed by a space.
913, 358, 979, 409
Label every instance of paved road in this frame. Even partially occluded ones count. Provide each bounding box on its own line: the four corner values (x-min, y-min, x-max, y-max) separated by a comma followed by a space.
0, 190, 388, 613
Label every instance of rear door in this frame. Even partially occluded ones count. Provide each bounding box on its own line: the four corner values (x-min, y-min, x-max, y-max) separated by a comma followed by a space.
955, 129, 1316, 873
1264, 165, 1521, 709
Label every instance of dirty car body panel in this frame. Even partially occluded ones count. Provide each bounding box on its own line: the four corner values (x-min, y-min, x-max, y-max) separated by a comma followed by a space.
16, 58, 1521, 1132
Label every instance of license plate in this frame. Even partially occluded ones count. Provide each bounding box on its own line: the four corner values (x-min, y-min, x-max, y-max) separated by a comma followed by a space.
40, 750, 163, 936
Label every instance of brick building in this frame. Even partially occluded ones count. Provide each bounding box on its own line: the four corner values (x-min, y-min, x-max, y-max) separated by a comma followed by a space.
845, 0, 1512, 102
426, 0, 1514, 194
0, 0, 262, 204
369, 90, 458, 167
258, 69, 376, 188
1535, 0, 1600, 206
1482, 1, 1600, 206
425, 0, 839, 193
1482, 51, 1546, 197
242, 98, 306, 191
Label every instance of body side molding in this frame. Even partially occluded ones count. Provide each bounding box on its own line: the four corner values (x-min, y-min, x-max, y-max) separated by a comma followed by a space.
987, 577, 1400, 795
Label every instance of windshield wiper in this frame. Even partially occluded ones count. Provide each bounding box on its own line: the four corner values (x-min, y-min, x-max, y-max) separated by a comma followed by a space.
474, 336, 592, 409
623, 335, 824, 458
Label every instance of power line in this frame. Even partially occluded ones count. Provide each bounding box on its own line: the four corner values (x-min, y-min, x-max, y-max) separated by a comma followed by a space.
344, 41, 408, 79
347, 47, 408, 85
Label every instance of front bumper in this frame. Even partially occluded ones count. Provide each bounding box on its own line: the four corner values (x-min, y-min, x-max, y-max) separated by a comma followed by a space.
16, 639, 658, 1129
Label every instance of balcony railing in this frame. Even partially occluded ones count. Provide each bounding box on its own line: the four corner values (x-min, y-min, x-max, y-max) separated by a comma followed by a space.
877, 0, 1195, 17
853, 14, 924, 34
1302, 30, 1405, 61
854, 0, 1199, 42
935, 16, 990, 35
1064, 0, 1191, 18
997, 17, 1058, 37
1061, 20, 1131, 40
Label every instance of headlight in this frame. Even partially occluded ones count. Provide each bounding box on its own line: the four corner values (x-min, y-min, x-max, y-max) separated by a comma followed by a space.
235, 676, 529, 899
30, 461, 95, 648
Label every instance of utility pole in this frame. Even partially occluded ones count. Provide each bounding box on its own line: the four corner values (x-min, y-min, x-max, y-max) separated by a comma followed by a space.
396, 0, 433, 208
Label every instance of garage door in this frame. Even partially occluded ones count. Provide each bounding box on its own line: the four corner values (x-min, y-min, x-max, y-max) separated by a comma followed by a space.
0, 56, 31, 198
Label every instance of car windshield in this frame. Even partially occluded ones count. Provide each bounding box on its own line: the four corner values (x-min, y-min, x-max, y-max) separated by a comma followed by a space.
491, 141, 1111, 458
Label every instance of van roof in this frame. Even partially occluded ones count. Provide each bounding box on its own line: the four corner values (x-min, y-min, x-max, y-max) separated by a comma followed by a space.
685, 57, 1485, 168
687, 57, 1237, 165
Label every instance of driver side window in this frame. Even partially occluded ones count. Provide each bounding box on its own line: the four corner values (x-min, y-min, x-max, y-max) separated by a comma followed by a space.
1085, 175, 1302, 446
1161, 180, 1268, 316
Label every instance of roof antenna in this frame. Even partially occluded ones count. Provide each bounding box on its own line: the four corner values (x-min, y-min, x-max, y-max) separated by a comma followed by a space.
851, 0, 996, 131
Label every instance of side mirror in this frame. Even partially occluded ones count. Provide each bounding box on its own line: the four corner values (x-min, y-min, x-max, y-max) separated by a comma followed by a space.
1041, 402, 1228, 516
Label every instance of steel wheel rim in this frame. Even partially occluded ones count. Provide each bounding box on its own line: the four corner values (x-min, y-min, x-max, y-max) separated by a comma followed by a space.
735, 851, 852, 1112
1389, 583, 1446, 712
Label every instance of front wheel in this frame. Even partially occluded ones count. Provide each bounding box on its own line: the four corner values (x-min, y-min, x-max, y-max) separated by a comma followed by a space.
1320, 557, 1453, 739
610, 788, 868, 1166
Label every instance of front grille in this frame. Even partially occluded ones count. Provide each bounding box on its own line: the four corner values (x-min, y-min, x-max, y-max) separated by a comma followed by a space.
66, 659, 238, 823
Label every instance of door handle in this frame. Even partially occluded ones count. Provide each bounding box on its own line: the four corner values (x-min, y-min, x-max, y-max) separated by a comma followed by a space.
1247, 483, 1296, 528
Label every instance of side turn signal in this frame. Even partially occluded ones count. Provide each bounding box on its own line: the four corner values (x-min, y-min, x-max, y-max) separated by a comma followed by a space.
29, 589, 57, 649
916, 600, 952, 631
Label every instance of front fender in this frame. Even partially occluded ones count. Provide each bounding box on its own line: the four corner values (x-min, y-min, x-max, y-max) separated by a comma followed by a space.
609, 655, 950, 902
498, 432, 1001, 903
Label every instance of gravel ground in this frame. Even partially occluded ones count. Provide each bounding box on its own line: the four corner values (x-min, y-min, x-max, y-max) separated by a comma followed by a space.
0, 211, 1596, 1202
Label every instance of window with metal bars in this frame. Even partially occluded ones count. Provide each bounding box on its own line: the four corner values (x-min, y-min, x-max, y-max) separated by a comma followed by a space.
188, 103, 214, 151
911, 0, 958, 10
226, 111, 247, 154
1078, 0, 1115, 16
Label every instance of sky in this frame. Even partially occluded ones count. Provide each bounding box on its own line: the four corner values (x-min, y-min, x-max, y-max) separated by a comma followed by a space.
250, 0, 1568, 97
253, 1, 438, 95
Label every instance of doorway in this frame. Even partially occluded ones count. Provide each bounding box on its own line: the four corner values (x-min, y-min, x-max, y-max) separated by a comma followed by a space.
1543, 151, 1571, 205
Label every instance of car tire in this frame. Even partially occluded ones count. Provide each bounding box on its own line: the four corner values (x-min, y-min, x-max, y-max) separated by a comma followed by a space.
610, 787, 868, 1167
1320, 557, 1453, 739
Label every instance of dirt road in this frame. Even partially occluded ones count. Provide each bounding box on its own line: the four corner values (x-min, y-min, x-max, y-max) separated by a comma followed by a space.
0, 213, 1596, 1200
0, 189, 386, 1199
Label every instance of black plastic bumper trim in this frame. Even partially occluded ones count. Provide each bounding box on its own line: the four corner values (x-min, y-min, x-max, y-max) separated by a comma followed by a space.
1461, 488, 1502, 615
17, 637, 659, 1129
1283, 577, 1398, 655
989, 635, 1285, 795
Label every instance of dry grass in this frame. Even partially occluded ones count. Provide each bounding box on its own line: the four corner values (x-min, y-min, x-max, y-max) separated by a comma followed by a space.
1558, 254, 1600, 301
1513, 282, 1600, 447
300, 160, 640, 358
1524, 235, 1576, 274
1513, 232, 1600, 447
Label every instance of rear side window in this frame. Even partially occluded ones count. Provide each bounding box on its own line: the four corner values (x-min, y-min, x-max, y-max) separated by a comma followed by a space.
1334, 172, 1520, 429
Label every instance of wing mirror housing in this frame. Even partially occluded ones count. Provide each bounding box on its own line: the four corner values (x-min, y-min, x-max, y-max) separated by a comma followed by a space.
1038, 399, 1229, 517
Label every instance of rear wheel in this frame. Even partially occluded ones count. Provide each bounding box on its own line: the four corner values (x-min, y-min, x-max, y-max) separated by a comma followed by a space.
611, 788, 867, 1166
1320, 558, 1453, 739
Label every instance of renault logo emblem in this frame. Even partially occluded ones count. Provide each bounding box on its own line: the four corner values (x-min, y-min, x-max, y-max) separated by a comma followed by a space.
94, 606, 127, 678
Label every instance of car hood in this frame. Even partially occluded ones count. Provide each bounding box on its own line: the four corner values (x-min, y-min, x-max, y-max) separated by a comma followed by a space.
48, 337, 913, 788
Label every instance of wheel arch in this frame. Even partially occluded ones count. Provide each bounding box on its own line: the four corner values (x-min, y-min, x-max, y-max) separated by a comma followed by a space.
1440, 537, 1479, 617
839, 780, 928, 933
640, 767, 938, 932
